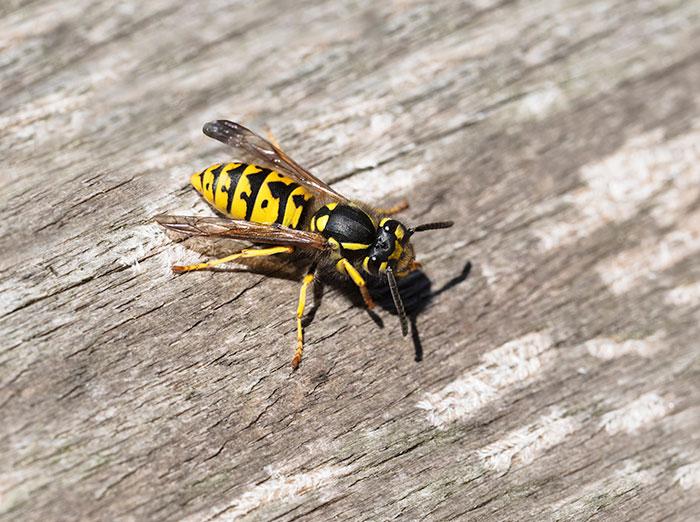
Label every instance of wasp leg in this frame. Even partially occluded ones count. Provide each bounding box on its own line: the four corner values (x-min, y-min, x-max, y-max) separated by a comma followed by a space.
292, 267, 316, 370
375, 199, 409, 216
266, 129, 282, 149
172, 246, 294, 273
336, 258, 375, 309
397, 259, 423, 277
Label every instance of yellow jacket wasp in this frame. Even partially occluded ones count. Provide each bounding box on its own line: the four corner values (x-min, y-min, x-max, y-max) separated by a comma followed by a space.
156, 120, 453, 369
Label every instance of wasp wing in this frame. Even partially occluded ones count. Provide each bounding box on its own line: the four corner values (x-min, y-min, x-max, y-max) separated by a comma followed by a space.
202, 120, 349, 203
155, 215, 329, 250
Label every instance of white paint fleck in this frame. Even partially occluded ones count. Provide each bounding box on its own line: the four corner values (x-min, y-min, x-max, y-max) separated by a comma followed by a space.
479, 263, 499, 287
183, 465, 352, 522
665, 281, 700, 307
534, 126, 700, 251
517, 83, 566, 120
348, 156, 380, 170
477, 407, 579, 475
612, 460, 658, 486
114, 224, 169, 272
370, 113, 395, 135
584, 332, 666, 360
675, 462, 700, 491
158, 243, 202, 278
599, 392, 673, 435
113, 218, 207, 278
417, 332, 554, 428
597, 210, 700, 294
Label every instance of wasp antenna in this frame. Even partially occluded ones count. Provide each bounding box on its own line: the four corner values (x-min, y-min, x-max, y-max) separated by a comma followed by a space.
408, 221, 454, 235
386, 267, 409, 337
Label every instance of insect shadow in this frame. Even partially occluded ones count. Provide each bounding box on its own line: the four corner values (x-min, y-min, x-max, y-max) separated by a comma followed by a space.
325, 259, 472, 362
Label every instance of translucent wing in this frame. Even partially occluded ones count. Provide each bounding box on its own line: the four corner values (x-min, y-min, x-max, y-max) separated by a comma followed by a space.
203, 120, 349, 203
155, 215, 329, 250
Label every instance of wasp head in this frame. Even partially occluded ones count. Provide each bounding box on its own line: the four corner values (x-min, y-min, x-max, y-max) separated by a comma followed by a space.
362, 218, 453, 277
361, 218, 453, 337
362, 218, 410, 276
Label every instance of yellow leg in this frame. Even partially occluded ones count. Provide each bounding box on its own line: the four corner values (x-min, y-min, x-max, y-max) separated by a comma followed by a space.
291, 270, 315, 370
336, 258, 375, 309
376, 199, 409, 216
172, 246, 294, 273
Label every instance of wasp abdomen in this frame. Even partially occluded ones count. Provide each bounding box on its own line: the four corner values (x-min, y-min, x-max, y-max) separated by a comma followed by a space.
191, 163, 313, 229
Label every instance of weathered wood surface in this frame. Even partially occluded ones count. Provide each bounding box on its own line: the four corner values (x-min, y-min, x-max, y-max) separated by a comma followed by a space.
2, 0, 699, 520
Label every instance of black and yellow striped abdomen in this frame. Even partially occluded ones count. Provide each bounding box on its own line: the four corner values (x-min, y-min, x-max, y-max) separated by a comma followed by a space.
191, 163, 313, 229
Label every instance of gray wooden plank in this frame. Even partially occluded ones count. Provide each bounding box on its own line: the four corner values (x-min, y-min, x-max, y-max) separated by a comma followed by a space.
1, 0, 699, 520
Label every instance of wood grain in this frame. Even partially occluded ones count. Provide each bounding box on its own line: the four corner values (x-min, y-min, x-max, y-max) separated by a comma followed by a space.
1, 0, 699, 520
